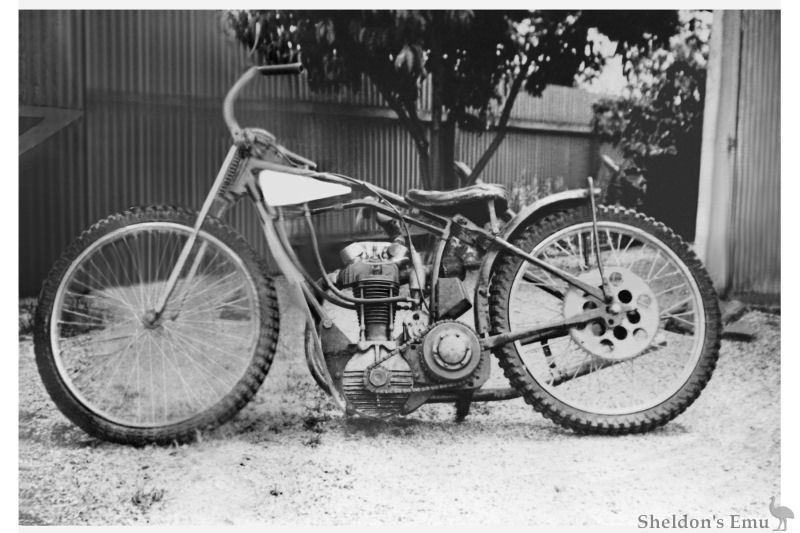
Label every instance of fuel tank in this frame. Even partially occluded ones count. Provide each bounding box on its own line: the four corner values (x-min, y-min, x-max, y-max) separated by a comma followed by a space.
258, 169, 352, 206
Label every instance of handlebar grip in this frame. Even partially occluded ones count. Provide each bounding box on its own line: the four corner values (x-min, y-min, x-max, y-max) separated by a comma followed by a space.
256, 63, 304, 76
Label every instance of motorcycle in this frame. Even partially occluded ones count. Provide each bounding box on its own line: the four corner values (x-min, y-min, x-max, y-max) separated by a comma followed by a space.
33, 64, 721, 445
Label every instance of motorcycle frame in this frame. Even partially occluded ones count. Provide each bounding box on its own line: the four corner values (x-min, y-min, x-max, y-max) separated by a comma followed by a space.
152, 143, 614, 408
152, 65, 617, 408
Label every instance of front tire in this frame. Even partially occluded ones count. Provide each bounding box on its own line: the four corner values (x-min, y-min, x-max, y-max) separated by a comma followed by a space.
489, 205, 721, 434
34, 206, 280, 445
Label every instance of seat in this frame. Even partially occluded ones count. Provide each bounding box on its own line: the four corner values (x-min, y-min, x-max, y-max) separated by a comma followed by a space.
405, 183, 508, 212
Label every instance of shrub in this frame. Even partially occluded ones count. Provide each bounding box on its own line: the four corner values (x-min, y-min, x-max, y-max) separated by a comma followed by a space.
592, 12, 710, 163
590, 11, 710, 239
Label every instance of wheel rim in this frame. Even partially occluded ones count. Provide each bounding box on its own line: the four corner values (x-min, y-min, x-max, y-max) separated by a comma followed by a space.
50, 222, 261, 428
507, 221, 706, 415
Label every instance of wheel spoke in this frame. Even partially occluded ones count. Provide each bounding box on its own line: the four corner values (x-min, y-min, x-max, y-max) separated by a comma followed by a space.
661, 296, 695, 316
605, 229, 621, 265
653, 282, 689, 298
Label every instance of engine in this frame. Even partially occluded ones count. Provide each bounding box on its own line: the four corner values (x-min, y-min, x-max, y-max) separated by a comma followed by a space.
330, 241, 484, 418
333, 242, 412, 417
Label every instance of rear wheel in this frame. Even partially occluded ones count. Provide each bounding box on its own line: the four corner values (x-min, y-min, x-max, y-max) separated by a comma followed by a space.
489, 205, 720, 434
34, 206, 280, 445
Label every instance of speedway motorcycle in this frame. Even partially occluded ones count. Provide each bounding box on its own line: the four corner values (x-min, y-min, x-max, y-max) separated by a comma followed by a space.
33, 64, 721, 445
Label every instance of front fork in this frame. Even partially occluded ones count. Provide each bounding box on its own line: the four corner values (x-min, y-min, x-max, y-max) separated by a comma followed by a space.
152, 144, 346, 409
149, 145, 240, 322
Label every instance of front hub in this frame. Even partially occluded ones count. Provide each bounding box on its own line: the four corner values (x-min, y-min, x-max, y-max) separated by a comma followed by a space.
141, 309, 162, 329
563, 267, 660, 361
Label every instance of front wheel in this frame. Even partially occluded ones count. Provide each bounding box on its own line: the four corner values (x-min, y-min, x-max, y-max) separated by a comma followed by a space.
33, 206, 280, 445
489, 205, 721, 434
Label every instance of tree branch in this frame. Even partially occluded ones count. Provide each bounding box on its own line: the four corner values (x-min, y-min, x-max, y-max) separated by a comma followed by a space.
405, 105, 433, 190
368, 73, 432, 188
465, 55, 534, 186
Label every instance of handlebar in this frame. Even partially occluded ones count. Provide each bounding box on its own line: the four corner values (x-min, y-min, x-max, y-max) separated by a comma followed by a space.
279, 145, 317, 169
256, 63, 304, 76
222, 62, 304, 142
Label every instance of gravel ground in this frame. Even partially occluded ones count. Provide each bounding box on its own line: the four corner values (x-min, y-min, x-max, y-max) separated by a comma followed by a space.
18, 282, 780, 526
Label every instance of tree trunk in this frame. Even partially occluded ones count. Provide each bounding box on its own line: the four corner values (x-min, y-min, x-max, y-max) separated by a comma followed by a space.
428, 12, 456, 191
437, 119, 457, 189
417, 150, 432, 190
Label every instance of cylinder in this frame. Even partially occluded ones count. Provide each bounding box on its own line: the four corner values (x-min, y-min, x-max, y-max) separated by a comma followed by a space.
354, 278, 398, 340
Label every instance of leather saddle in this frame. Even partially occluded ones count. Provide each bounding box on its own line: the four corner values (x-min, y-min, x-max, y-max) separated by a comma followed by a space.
405, 183, 508, 213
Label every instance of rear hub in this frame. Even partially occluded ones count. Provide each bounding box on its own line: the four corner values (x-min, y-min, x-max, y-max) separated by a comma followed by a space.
563, 267, 660, 361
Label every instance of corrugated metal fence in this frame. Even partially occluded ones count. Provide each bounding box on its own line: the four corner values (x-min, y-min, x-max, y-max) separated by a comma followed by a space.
729, 10, 780, 299
19, 10, 599, 296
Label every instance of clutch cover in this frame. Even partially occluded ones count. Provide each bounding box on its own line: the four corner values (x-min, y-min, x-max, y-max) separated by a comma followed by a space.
420, 321, 482, 382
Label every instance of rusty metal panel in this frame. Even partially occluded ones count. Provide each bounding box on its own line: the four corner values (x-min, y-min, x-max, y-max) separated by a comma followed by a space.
19, 10, 84, 109
730, 10, 780, 299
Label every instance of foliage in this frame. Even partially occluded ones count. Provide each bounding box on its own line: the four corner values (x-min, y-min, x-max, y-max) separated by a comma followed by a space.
591, 12, 710, 163
224, 10, 680, 189
507, 172, 566, 213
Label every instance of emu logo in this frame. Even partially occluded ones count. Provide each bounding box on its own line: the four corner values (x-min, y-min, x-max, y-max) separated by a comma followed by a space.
769, 497, 794, 531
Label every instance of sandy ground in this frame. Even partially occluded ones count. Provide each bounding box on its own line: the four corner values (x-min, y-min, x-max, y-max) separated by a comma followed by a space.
18, 282, 780, 527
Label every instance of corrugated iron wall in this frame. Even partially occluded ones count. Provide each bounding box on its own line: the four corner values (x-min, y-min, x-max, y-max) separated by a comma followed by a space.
19, 10, 84, 109
19, 11, 89, 297
729, 10, 780, 299
19, 10, 599, 296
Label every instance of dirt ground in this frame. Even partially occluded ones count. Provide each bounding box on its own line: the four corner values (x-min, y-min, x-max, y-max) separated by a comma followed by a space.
18, 281, 780, 527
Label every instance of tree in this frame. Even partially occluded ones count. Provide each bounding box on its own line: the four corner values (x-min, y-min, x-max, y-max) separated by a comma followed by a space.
591, 11, 710, 238
225, 10, 679, 190
592, 11, 709, 164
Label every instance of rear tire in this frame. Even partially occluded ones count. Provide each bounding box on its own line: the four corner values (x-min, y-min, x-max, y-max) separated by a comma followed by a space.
34, 206, 280, 445
489, 205, 720, 434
